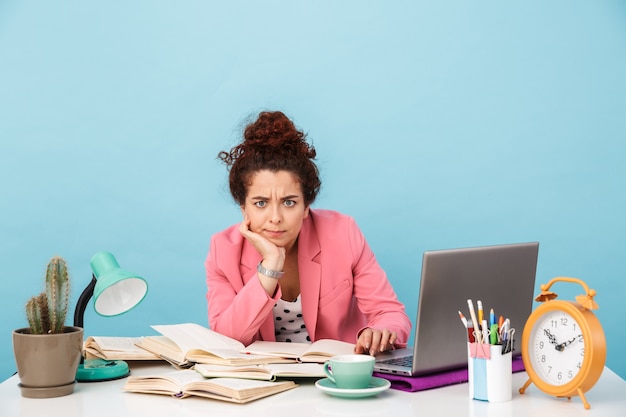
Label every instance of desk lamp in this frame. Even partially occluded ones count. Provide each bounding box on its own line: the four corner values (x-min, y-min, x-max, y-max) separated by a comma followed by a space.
74, 251, 148, 382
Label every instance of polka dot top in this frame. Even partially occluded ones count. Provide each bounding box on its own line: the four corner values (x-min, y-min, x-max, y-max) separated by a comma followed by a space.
273, 295, 310, 343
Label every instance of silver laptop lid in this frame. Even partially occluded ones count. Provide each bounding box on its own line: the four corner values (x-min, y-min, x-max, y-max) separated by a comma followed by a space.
411, 242, 539, 375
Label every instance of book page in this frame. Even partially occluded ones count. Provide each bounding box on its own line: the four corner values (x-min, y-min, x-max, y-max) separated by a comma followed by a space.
184, 377, 297, 402
186, 349, 278, 363
244, 339, 355, 361
87, 336, 144, 351
194, 364, 274, 381
137, 335, 187, 364
242, 341, 309, 358
194, 362, 325, 379
84, 336, 160, 360
152, 323, 245, 358
265, 362, 325, 377
302, 339, 355, 358
125, 369, 297, 403
124, 369, 202, 395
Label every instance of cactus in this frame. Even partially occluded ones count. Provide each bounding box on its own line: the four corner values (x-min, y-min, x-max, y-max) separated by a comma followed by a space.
25, 256, 71, 334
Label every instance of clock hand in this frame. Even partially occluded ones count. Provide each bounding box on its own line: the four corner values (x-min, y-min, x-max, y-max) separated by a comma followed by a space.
543, 329, 570, 352
556, 334, 582, 351
543, 329, 558, 346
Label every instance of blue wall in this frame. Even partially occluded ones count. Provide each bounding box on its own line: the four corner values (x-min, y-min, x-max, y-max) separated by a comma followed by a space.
2, 1, 625, 382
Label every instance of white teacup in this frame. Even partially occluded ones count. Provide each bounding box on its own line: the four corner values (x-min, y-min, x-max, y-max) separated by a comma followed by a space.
323, 354, 375, 389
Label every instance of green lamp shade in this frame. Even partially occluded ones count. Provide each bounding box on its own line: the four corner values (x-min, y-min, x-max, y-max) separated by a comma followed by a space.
90, 251, 148, 317
76, 251, 148, 382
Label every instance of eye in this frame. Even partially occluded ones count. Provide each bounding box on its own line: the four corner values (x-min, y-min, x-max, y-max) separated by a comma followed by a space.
284, 200, 296, 207
254, 201, 266, 208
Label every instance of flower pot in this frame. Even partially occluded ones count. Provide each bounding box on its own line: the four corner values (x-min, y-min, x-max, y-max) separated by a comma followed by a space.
12, 326, 84, 398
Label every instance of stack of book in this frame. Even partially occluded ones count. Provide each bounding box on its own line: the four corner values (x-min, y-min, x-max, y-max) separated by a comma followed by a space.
85, 322, 355, 404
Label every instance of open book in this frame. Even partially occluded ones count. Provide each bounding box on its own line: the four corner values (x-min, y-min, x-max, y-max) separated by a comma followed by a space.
194, 362, 326, 381
84, 336, 161, 361
123, 369, 297, 404
135, 323, 294, 368
242, 339, 355, 363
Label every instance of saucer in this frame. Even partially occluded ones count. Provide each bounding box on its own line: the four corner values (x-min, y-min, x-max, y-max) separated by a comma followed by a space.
315, 377, 391, 398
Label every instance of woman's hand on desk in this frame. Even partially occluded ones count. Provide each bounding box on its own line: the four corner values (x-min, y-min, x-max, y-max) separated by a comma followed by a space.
355, 328, 397, 356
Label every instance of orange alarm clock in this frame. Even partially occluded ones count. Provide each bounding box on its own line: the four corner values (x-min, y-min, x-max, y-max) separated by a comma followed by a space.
519, 277, 606, 409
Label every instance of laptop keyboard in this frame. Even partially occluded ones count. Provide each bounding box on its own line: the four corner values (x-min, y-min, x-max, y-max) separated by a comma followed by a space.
379, 355, 413, 367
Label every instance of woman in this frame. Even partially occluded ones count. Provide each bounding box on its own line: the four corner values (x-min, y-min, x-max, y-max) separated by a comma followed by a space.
205, 110, 411, 355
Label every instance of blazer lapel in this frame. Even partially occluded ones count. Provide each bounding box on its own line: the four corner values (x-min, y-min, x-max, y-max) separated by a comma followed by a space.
240, 239, 262, 284
298, 214, 322, 341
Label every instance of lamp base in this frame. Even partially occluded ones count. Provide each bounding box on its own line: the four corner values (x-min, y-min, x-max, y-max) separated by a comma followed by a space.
76, 359, 130, 382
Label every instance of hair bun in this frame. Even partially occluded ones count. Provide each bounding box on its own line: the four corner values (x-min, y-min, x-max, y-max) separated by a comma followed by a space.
244, 111, 313, 156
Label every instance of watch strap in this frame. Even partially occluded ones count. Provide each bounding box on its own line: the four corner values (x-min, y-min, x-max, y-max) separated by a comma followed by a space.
256, 261, 285, 279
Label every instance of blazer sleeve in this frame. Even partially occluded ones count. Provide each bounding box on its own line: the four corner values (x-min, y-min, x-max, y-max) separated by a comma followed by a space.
205, 231, 280, 346
345, 216, 412, 347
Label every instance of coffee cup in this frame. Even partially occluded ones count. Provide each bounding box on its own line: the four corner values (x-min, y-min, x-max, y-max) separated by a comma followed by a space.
323, 354, 375, 389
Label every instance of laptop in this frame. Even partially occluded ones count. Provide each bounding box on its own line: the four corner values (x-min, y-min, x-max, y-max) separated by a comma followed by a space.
374, 242, 539, 376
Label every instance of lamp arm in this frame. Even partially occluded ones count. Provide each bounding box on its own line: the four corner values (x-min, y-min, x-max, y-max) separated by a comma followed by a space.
74, 275, 97, 328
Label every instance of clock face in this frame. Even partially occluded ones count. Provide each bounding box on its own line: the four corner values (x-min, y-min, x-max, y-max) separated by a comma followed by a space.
528, 310, 585, 386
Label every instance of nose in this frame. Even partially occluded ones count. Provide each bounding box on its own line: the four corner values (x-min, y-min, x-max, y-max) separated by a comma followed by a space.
269, 205, 282, 224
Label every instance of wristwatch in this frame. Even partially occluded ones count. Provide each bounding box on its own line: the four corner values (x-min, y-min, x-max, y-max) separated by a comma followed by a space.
256, 261, 285, 279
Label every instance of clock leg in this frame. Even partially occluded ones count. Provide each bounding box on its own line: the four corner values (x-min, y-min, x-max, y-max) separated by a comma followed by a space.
577, 387, 590, 410
519, 378, 532, 394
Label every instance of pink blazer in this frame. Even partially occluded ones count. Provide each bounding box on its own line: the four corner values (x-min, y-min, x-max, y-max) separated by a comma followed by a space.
205, 209, 411, 347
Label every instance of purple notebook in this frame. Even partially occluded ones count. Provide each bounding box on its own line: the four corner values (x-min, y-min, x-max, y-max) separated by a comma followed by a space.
373, 356, 525, 392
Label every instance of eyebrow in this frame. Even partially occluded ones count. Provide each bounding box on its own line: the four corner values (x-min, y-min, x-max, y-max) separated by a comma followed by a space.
250, 194, 301, 201
281, 194, 301, 201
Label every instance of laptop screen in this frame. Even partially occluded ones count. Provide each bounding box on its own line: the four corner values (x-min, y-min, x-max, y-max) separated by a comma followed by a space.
411, 242, 539, 375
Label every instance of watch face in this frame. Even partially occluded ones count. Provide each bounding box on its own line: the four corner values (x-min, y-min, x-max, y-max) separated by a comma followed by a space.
528, 310, 585, 386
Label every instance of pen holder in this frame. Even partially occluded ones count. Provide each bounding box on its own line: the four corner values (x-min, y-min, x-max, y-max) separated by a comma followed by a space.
467, 342, 512, 402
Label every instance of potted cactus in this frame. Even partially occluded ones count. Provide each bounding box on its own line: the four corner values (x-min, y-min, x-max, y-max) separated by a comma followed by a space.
12, 256, 84, 398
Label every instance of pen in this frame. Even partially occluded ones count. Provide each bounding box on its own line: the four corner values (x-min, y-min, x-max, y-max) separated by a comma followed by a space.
458, 311, 468, 328
467, 320, 476, 343
502, 328, 515, 354
501, 319, 510, 342
490, 323, 499, 344
467, 300, 480, 342
482, 319, 489, 345
477, 300, 484, 326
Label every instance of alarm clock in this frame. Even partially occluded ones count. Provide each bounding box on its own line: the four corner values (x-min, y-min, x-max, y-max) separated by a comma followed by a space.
519, 277, 606, 409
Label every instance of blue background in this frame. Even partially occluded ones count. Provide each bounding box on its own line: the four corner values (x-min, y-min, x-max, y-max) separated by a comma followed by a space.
1, 1, 625, 382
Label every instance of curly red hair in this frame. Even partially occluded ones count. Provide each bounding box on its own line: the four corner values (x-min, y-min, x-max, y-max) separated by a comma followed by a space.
218, 111, 321, 206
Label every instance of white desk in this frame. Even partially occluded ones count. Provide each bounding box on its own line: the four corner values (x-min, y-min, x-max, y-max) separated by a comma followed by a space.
1, 362, 624, 417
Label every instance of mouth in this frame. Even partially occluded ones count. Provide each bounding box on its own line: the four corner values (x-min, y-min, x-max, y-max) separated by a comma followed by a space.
264, 230, 285, 239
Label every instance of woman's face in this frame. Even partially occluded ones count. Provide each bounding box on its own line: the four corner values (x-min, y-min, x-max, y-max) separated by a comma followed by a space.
241, 170, 310, 251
